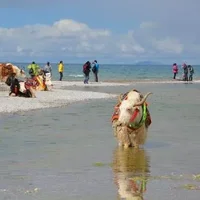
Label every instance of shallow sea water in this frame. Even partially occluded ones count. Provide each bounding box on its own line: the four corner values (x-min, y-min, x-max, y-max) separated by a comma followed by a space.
1, 83, 200, 199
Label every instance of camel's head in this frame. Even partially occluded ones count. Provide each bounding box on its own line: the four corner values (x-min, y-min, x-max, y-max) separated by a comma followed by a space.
118, 91, 152, 125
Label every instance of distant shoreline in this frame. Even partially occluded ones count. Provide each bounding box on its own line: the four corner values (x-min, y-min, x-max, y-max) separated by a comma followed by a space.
4, 61, 200, 66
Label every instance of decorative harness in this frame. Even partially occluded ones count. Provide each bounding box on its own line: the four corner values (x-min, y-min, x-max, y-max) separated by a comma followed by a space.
128, 102, 148, 129
111, 90, 151, 130
24, 76, 46, 90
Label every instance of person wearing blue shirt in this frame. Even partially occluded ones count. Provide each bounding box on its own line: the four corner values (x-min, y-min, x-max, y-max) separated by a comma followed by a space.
92, 60, 99, 82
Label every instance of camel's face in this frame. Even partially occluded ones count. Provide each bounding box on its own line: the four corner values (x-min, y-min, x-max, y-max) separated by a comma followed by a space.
118, 100, 136, 125
118, 92, 141, 125
117, 91, 152, 126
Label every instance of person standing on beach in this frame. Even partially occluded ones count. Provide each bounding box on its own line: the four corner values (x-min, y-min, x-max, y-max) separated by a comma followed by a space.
188, 65, 194, 81
182, 63, 188, 81
58, 61, 64, 81
83, 61, 91, 84
92, 60, 99, 82
43, 62, 52, 76
172, 63, 178, 79
27, 61, 40, 78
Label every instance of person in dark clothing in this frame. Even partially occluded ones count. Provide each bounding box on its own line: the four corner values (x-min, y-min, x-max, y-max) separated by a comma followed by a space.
83, 61, 91, 84
92, 60, 99, 82
43, 62, 52, 76
188, 65, 194, 81
5, 72, 20, 96
182, 63, 188, 81
5, 73, 32, 97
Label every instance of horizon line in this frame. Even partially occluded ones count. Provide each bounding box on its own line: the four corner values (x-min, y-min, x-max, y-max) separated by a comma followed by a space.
1, 60, 199, 65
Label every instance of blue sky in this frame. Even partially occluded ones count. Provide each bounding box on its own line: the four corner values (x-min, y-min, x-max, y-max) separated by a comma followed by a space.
0, 0, 199, 64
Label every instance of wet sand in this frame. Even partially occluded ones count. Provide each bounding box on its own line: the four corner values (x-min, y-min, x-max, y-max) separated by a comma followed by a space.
0, 82, 200, 199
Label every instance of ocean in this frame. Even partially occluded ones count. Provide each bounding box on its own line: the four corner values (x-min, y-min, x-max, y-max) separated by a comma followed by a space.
1, 64, 200, 199
14, 62, 200, 82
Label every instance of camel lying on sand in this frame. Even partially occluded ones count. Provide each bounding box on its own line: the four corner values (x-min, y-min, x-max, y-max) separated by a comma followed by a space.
0, 63, 26, 81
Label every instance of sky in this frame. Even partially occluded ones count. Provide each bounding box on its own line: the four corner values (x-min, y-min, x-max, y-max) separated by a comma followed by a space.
0, 0, 199, 64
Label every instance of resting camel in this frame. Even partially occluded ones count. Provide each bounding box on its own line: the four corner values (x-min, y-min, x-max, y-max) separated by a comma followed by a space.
16, 74, 48, 98
26, 70, 52, 91
0, 63, 26, 81
111, 90, 152, 148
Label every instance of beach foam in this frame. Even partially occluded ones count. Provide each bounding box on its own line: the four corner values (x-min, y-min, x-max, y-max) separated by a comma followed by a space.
52, 81, 130, 88
133, 80, 200, 84
68, 74, 84, 78
52, 80, 200, 87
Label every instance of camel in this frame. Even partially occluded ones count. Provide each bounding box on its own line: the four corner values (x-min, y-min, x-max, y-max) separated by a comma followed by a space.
112, 90, 152, 148
0, 63, 26, 81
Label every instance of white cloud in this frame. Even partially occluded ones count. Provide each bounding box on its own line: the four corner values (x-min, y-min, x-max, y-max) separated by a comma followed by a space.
152, 38, 183, 54
0, 11, 199, 63
0, 19, 111, 58
0, 19, 144, 61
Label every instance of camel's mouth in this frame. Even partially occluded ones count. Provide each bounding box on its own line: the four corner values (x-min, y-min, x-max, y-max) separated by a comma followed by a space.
118, 115, 131, 126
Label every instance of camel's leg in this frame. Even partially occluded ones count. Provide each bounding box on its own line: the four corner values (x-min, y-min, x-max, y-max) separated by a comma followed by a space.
112, 120, 119, 137
29, 87, 36, 98
124, 143, 130, 149
133, 142, 139, 149
130, 126, 147, 148
117, 126, 131, 148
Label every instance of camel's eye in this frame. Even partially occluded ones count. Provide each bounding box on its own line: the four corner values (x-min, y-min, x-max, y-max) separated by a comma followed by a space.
127, 108, 132, 113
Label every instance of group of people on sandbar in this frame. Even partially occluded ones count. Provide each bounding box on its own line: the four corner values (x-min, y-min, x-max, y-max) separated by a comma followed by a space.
172, 63, 194, 81
82, 60, 99, 84
27, 61, 65, 81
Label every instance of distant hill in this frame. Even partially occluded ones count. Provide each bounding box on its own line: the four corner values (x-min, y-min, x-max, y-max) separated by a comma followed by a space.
134, 61, 163, 65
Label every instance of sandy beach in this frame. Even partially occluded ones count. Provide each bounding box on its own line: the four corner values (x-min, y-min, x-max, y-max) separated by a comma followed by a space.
0, 81, 130, 114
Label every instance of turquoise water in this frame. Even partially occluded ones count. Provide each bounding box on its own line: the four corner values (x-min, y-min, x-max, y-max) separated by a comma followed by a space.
14, 63, 200, 81
1, 83, 200, 199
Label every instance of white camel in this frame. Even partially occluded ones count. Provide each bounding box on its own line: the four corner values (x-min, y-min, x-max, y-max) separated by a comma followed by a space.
112, 90, 152, 148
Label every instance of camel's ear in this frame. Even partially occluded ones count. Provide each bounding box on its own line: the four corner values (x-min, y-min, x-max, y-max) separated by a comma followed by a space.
118, 94, 123, 103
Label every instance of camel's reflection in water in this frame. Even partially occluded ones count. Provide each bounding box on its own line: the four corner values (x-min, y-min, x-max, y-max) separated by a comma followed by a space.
112, 147, 150, 200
